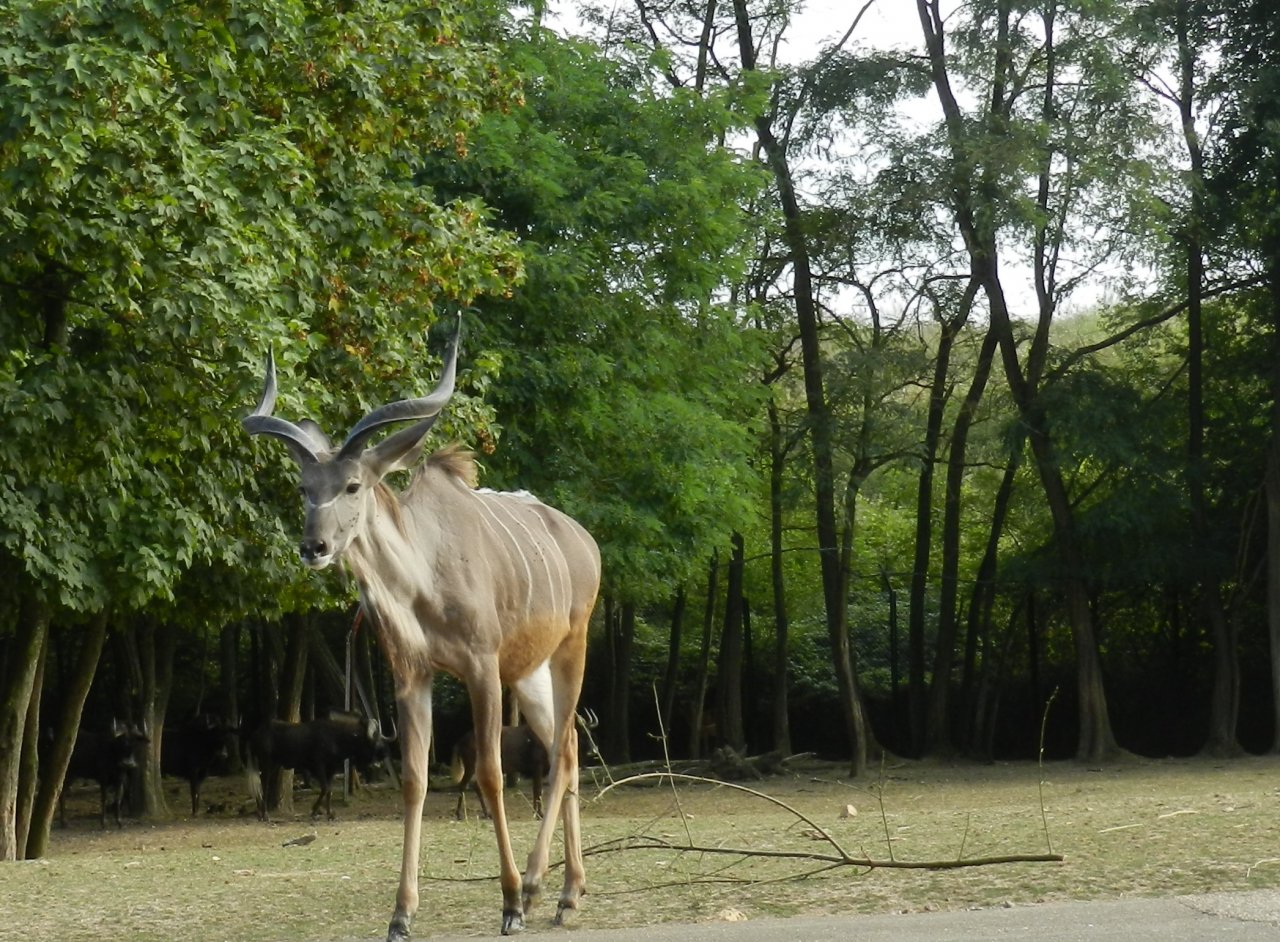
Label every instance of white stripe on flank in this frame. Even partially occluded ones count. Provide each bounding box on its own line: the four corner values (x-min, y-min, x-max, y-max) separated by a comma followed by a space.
470, 491, 535, 611
488, 497, 560, 615
563, 521, 601, 586
529, 512, 572, 613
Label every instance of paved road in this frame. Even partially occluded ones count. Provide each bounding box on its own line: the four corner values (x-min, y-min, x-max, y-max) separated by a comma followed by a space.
413, 890, 1280, 941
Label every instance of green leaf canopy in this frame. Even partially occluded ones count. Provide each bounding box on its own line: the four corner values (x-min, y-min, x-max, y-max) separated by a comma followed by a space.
0, 0, 521, 618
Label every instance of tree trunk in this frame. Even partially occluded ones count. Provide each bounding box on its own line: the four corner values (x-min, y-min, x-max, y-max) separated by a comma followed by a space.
688, 552, 719, 759
1202, 601, 1241, 756
266, 614, 310, 814
909, 314, 963, 755
602, 597, 615, 744
309, 625, 351, 708
742, 597, 756, 751
970, 597, 1025, 760
1267, 259, 1280, 755
15, 626, 46, 856
880, 567, 903, 748
111, 626, 147, 818
659, 587, 686, 744
961, 452, 1020, 754
716, 532, 747, 753
768, 400, 792, 755
1034, 439, 1120, 761
219, 622, 243, 770
1172, 5, 1241, 757
25, 613, 109, 858
0, 591, 48, 861
925, 287, 989, 756
137, 618, 176, 819
220, 622, 240, 708
605, 601, 636, 764
837, 466, 878, 774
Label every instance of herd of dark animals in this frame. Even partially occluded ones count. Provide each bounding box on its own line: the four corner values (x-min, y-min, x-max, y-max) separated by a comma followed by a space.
56, 713, 568, 829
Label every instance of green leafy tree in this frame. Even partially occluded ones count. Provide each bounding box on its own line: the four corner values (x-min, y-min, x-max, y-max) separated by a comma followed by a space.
915, 0, 1181, 761
417, 22, 766, 756
423, 27, 765, 601
0, 0, 520, 858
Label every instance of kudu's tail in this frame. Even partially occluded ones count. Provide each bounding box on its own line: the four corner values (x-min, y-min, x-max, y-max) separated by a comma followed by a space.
449, 743, 465, 784
246, 754, 262, 800
245, 746, 266, 819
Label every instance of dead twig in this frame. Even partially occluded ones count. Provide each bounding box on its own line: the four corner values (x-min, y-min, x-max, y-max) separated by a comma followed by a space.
599, 771, 849, 857
651, 684, 694, 848
1038, 688, 1058, 856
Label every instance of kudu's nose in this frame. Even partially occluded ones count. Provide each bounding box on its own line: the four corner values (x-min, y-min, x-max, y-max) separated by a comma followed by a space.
299, 539, 328, 563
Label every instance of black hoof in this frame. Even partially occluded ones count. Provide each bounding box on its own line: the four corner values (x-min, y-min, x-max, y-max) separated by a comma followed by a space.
387, 915, 411, 942
553, 899, 577, 927
501, 909, 525, 935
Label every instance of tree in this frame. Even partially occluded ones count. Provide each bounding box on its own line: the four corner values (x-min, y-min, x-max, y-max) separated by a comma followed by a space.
1212, 0, 1280, 754
1124, 0, 1243, 755
423, 24, 765, 606
0, 0, 520, 858
915, 0, 1173, 761
725, 0, 880, 774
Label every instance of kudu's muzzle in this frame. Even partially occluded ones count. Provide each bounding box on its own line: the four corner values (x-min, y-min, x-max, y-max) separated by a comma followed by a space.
299, 538, 334, 569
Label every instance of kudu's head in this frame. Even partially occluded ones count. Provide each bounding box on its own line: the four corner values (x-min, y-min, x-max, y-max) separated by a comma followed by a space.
242, 322, 460, 570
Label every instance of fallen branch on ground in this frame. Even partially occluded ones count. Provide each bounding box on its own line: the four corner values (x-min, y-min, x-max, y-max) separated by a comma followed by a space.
583, 832, 1063, 869
595, 771, 1063, 870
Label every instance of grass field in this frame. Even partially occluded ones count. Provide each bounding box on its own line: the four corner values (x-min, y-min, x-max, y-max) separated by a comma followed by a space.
5, 754, 1280, 941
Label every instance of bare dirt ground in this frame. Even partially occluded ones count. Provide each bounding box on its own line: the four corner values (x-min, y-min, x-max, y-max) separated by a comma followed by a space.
6, 754, 1280, 941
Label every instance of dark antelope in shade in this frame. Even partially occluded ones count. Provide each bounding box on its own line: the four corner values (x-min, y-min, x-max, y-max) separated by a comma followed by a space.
451, 723, 549, 821
242, 320, 600, 939
244, 712, 392, 820
451, 709, 600, 821
62, 719, 149, 829
161, 713, 236, 817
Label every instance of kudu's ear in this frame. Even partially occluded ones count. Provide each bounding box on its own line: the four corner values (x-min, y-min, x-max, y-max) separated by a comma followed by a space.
364, 416, 439, 480
297, 419, 334, 454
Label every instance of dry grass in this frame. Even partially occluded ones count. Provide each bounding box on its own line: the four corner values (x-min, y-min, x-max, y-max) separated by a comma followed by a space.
6, 754, 1280, 941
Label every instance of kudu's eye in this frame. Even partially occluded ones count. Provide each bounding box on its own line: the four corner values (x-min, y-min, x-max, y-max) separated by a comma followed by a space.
346, 482, 361, 495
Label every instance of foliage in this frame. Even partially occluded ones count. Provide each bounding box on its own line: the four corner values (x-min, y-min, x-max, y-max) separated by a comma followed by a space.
0, 0, 521, 617
1211, 0, 1280, 258
420, 26, 769, 601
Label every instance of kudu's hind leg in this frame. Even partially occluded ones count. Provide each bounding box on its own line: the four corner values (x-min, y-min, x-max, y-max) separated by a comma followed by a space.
387, 679, 432, 942
519, 639, 588, 922
553, 758, 586, 924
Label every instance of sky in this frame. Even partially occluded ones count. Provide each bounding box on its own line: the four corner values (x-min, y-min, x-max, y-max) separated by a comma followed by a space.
547, 0, 929, 61
780, 0, 926, 62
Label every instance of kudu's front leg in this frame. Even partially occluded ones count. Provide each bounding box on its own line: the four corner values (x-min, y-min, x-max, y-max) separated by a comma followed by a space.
469, 679, 525, 934
387, 680, 432, 942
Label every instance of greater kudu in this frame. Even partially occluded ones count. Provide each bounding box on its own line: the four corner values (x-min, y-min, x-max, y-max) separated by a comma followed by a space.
242, 321, 600, 938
